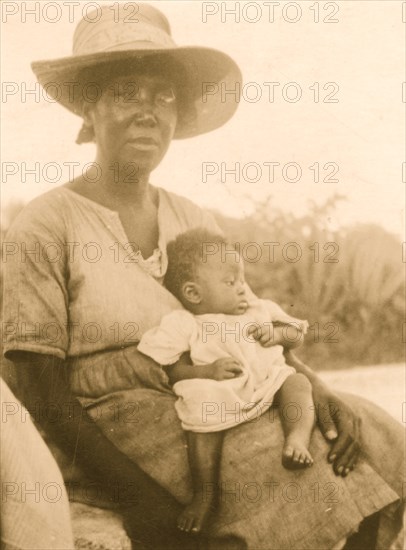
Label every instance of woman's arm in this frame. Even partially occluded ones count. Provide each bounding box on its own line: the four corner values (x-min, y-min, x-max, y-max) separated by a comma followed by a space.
10, 351, 185, 512
284, 350, 361, 477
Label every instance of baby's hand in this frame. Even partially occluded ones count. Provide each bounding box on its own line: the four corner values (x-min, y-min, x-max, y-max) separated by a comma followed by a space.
248, 323, 304, 349
206, 358, 243, 381
247, 323, 274, 347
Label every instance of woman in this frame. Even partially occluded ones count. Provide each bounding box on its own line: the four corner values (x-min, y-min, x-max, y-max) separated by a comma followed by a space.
3, 4, 403, 549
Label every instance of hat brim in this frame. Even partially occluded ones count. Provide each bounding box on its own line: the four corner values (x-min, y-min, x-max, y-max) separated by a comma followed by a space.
31, 47, 242, 139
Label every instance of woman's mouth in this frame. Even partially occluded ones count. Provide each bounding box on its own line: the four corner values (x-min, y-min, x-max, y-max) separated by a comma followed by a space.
127, 137, 159, 151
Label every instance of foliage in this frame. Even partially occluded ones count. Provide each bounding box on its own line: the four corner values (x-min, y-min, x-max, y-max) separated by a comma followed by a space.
214, 196, 405, 369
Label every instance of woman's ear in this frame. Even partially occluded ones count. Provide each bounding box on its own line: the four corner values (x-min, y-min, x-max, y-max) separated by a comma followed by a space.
76, 122, 95, 144
182, 282, 202, 305
81, 101, 94, 127
76, 103, 96, 144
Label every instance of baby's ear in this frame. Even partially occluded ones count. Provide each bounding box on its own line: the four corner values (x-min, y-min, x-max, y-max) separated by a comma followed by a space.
182, 282, 202, 305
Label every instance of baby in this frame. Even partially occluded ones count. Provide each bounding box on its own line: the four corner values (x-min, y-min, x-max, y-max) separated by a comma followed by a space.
138, 228, 315, 534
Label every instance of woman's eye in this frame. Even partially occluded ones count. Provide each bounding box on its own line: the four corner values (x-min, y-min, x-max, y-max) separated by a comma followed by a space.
155, 88, 176, 106
108, 87, 138, 103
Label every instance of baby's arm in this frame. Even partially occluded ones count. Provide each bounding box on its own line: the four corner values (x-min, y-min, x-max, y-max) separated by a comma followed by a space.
138, 311, 243, 385
271, 322, 305, 349
165, 355, 243, 385
248, 322, 305, 350
243, 287, 307, 350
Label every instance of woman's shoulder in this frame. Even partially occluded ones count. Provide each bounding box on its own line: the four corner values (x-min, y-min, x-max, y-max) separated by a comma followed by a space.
20, 186, 70, 211
157, 186, 222, 233
5, 187, 71, 239
158, 187, 204, 214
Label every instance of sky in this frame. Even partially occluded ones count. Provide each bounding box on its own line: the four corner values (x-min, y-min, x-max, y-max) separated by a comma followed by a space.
1, 0, 405, 237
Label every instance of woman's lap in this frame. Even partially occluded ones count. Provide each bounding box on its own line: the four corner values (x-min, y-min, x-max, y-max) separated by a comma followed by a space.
73, 347, 404, 549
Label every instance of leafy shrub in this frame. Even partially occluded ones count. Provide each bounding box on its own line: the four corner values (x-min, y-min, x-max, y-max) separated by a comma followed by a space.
215, 196, 404, 369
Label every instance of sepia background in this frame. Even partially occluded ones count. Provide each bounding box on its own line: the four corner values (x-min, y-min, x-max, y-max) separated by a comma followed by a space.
1, 1, 405, 421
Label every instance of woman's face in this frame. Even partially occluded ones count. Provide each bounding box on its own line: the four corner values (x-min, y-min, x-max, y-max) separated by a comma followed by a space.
84, 71, 178, 176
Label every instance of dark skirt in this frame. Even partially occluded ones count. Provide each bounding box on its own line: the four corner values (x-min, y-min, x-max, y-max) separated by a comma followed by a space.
69, 346, 404, 549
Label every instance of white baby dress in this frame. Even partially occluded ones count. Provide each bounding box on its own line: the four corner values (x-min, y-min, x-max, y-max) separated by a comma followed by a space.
138, 299, 308, 432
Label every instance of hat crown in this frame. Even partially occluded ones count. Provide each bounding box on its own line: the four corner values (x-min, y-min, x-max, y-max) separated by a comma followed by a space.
73, 3, 175, 56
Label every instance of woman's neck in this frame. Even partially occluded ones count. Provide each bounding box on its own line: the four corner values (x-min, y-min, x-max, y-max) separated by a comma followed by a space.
85, 156, 154, 208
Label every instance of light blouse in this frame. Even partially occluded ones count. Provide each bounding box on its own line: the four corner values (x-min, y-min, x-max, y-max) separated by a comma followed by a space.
2, 185, 220, 360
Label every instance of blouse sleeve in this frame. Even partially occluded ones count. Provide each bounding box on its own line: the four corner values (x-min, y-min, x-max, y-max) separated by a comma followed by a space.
137, 310, 195, 366
2, 200, 69, 360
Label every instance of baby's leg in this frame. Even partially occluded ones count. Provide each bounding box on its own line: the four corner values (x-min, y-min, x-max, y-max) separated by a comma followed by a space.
178, 430, 223, 534
278, 373, 315, 469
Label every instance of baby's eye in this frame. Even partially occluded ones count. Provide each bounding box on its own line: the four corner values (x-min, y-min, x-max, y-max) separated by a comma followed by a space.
225, 280, 234, 286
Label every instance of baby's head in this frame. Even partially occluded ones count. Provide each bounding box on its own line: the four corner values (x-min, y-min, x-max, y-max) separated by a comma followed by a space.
165, 228, 248, 315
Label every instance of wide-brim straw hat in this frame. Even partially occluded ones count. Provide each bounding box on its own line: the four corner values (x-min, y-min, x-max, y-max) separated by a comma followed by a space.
31, 2, 242, 140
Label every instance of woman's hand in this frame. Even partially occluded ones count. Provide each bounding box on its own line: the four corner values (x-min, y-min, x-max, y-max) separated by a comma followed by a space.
284, 350, 361, 476
312, 383, 361, 476
206, 358, 243, 381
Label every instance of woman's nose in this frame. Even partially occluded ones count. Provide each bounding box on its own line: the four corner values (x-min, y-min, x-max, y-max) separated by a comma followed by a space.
137, 85, 164, 109
134, 109, 157, 127
133, 88, 157, 125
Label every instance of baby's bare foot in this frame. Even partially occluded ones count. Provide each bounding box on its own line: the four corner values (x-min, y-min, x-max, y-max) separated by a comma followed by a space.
177, 493, 213, 534
282, 435, 313, 469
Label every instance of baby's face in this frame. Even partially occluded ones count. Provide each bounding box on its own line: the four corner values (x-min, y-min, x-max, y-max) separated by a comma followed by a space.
196, 253, 248, 315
